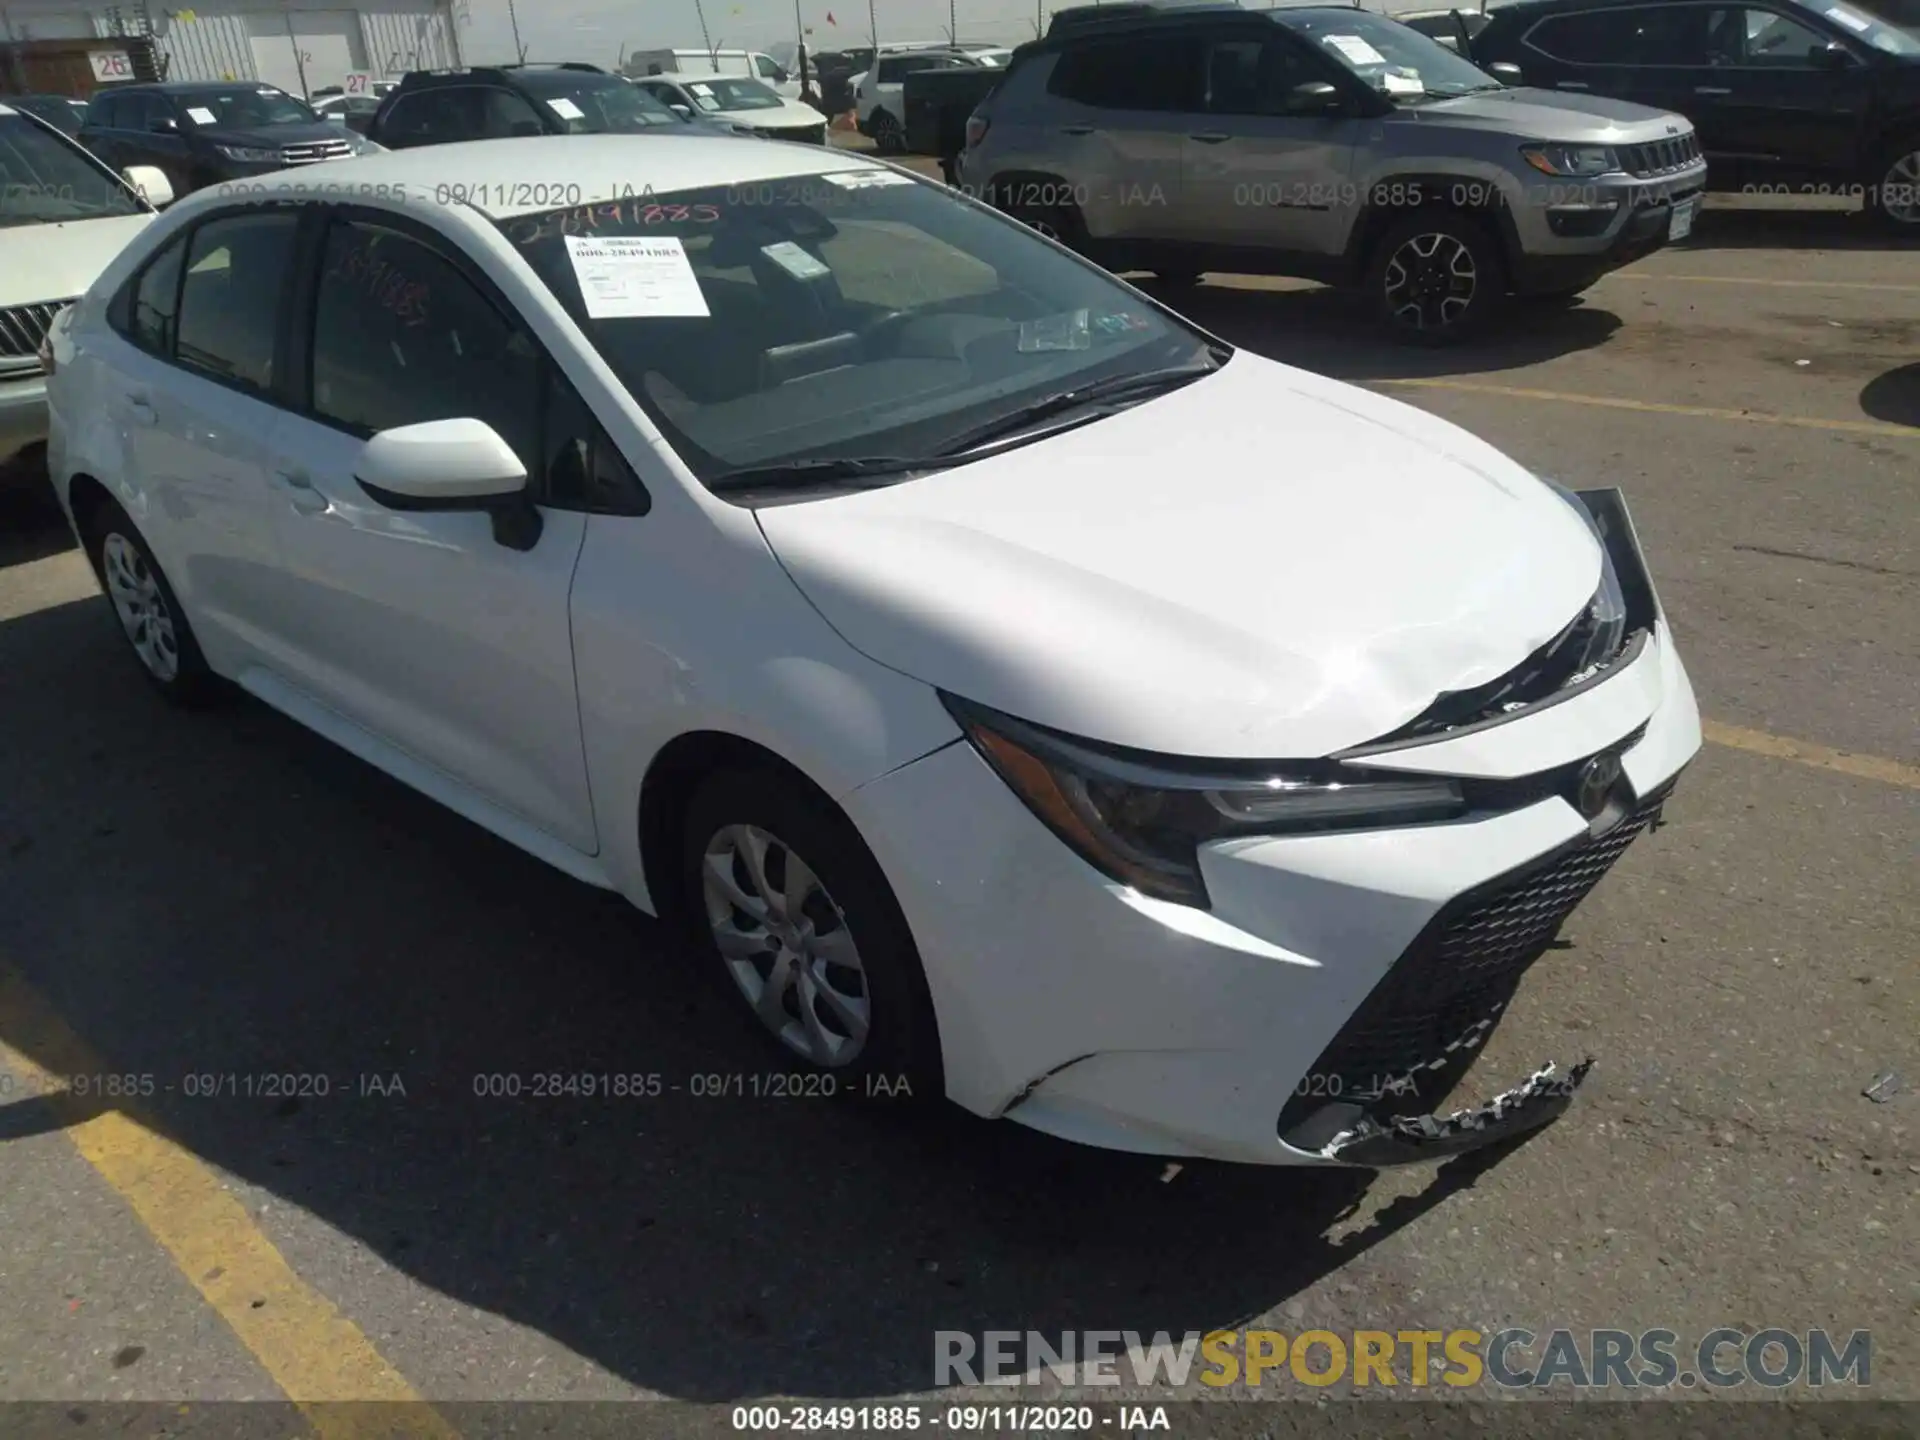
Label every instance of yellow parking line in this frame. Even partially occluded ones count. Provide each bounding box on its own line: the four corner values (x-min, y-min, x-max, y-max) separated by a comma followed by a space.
1613, 273, 1920, 294
1704, 721, 1920, 791
0, 968, 458, 1440
1374, 378, 1920, 440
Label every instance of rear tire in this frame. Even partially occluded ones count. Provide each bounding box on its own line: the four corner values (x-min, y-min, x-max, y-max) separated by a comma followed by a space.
1367, 207, 1508, 345
681, 767, 943, 1103
1867, 134, 1920, 235
80, 497, 219, 706
868, 108, 905, 155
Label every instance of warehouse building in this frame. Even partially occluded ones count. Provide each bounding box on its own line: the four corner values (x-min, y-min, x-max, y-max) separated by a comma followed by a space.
0, 0, 464, 99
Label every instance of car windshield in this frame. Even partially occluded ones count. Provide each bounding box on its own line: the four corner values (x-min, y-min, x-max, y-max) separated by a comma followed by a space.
502, 170, 1217, 490
16, 97, 86, 134
0, 112, 146, 226
1275, 9, 1503, 97
179, 86, 316, 127
1808, 0, 1920, 53
680, 76, 786, 111
521, 74, 682, 129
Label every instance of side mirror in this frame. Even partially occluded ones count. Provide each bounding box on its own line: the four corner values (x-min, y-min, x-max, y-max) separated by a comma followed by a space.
148, 115, 179, 134
1488, 61, 1524, 85
1283, 79, 1343, 115
123, 164, 174, 208
1815, 42, 1856, 69
355, 419, 542, 551
671, 102, 692, 118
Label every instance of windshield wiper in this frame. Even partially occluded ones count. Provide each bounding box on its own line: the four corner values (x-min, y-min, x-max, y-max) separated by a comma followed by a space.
706, 454, 967, 494
932, 359, 1222, 458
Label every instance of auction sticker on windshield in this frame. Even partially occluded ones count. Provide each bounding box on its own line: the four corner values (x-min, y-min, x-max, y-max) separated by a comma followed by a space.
564, 234, 710, 318
1323, 34, 1387, 65
820, 169, 916, 189
187, 107, 217, 124
548, 97, 585, 120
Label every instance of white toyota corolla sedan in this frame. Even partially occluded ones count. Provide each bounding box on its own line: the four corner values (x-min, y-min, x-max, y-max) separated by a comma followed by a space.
43, 136, 1701, 1167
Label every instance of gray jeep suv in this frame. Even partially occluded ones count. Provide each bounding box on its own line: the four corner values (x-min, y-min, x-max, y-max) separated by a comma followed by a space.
958, 5, 1708, 341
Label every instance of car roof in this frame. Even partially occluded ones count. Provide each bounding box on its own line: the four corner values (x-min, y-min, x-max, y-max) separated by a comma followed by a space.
173, 133, 902, 219
640, 70, 774, 84
132, 80, 292, 93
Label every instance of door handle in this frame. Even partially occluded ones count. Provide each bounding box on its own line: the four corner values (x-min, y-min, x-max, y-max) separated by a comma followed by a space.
1695, 86, 1732, 95
273, 469, 328, 514
125, 395, 157, 426
1059, 124, 1093, 136
1190, 131, 1231, 144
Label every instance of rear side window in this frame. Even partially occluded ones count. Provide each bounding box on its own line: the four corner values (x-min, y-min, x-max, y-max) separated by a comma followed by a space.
377, 88, 475, 146
1049, 34, 1202, 109
307, 219, 542, 471
1526, 6, 1708, 63
174, 212, 299, 393
87, 91, 120, 126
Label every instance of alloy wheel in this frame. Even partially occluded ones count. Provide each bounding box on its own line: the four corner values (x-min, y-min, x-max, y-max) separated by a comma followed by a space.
1883, 149, 1920, 228
701, 823, 871, 1067
102, 532, 180, 682
1384, 231, 1478, 332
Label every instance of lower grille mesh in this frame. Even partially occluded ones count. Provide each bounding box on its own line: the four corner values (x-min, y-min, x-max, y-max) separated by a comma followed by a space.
1278, 793, 1665, 1133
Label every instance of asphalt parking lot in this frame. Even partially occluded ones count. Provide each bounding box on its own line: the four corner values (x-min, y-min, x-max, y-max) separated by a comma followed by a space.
0, 182, 1915, 1428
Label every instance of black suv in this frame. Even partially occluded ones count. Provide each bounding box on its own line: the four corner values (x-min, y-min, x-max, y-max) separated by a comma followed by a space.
77, 82, 373, 195
1470, 0, 1920, 229
366, 63, 747, 148
7, 94, 88, 136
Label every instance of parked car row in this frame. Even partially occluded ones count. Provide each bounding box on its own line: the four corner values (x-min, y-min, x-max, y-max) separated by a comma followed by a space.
37, 130, 1702, 1168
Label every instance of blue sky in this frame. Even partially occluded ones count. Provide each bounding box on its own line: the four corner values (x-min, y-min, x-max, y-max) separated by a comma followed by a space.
456, 0, 1054, 68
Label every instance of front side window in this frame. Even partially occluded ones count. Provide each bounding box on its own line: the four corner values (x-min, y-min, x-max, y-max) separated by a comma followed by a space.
478, 87, 545, 137
177, 86, 315, 128
175, 211, 299, 392
501, 173, 1215, 489
1049, 34, 1203, 110
377, 89, 476, 145
308, 219, 542, 470
1274, 11, 1502, 97
0, 113, 146, 226
1528, 6, 1710, 63
1202, 37, 1344, 116
1709, 6, 1842, 60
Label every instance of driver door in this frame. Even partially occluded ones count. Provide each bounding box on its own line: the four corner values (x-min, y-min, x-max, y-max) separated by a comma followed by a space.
252, 208, 599, 853
1178, 29, 1362, 253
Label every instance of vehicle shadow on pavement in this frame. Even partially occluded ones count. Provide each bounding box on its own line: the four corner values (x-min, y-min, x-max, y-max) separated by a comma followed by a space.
1140, 279, 1623, 383
1860, 363, 1920, 430
0, 593, 1525, 1402
1681, 204, 1911, 253
0, 469, 75, 570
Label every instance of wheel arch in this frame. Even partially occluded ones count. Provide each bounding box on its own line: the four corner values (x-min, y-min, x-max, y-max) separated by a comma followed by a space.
1341, 171, 1523, 277
65, 472, 120, 583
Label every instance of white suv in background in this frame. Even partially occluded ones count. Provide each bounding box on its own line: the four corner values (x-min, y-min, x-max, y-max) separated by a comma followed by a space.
0, 102, 171, 482
855, 50, 974, 151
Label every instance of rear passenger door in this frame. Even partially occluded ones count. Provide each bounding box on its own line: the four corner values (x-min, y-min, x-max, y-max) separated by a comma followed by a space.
1178, 27, 1363, 254
1041, 31, 1200, 243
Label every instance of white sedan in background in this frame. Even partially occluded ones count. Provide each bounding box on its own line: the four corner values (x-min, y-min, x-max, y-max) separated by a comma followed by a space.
43, 135, 1699, 1167
633, 72, 829, 144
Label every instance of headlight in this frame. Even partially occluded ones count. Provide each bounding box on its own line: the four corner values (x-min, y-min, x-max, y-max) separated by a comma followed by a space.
1543, 479, 1630, 676
944, 697, 1466, 907
1521, 143, 1618, 178
353, 136, 386, 154
216, 144, 283, 162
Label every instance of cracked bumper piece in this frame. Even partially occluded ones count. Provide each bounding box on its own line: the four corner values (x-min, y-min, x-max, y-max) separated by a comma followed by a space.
841, 621, 1700, 1168
1301, 1059, 1594, 1167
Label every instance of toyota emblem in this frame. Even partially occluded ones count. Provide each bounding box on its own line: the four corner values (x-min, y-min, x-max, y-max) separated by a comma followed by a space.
1575, 752, 1624, 819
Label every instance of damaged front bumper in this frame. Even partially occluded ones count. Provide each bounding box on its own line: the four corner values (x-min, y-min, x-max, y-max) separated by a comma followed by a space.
1302, 1059, 1594, 1167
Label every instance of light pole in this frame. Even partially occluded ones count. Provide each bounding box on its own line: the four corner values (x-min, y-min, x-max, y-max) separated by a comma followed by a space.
692, 0, 716, 66
505, 0, 527, 61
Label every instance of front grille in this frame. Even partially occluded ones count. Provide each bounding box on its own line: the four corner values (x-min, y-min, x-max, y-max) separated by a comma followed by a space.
279, 140, 355, 164
0, 299, 73, 377
1277, 790, 1667, 1135
1620, 132, 1700, 178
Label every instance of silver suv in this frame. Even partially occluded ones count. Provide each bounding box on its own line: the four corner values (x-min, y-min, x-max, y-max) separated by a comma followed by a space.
958, 5, 1708, 342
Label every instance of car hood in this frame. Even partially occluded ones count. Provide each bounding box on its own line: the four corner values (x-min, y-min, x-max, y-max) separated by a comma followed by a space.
0, 212, 155, 308
191, 121, 350, 148
725, 99, 828, 128
755, 351, 1604, 760
1391, 86, 1692, 142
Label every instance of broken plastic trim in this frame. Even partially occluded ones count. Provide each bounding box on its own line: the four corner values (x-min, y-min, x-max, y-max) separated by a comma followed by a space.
1300, 1059, 1595, 1168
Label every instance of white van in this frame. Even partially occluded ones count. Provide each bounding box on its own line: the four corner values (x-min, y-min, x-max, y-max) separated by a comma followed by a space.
625, 47, 800, 100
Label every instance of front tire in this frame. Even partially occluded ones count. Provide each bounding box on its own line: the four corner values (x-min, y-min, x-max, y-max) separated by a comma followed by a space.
1368, 207, 1508, 345
1868, 135, 1920, 235
681, 768, 942, 1100
868, 108, 904, 155
82, 498, 218, 705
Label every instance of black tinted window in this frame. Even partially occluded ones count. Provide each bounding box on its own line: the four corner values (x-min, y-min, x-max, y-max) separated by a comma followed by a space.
1708, 6, 1837, 63
1049, 34, 1201, 109
308, 220, 541, 469
479, 87, 545, 136
377, 89, 475, 146
123, 236, 187, 353
1528, 6, 1708, 62
174, 212, 298, 392
86, 91, 120, 126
